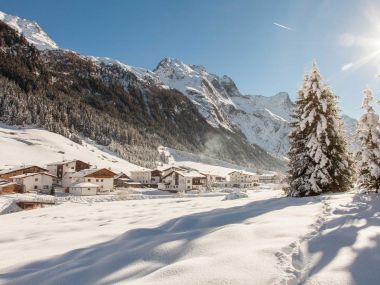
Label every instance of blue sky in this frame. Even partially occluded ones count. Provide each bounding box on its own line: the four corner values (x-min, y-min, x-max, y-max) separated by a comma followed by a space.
2, 0, 380, 118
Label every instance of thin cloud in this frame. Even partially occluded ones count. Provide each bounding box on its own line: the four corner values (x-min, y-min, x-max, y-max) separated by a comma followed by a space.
342, 63, 353, 71
273, 22, 294, 31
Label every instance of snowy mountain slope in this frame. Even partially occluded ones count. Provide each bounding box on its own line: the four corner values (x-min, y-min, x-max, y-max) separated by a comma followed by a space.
153, 58, 358, 156
0, 11, 57, 50
154, 58, 236, 130
0, 123, 144, 174
153, 58, 295, 155
0, 123, 265, 177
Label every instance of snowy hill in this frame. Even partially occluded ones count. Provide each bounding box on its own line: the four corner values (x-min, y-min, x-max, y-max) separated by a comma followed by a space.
0, 11, 57, 50
0, 124, 263, 177
0, 124, 143, 174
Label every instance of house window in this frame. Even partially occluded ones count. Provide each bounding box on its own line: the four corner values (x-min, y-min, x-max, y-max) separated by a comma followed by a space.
35, 178, 38, 182
187, 180, 190, 183
34, 185, 37, 189
96, 179, 99, 182
88, 179, 91, 182
101, 179, 103, 182
187, 186, 190, 189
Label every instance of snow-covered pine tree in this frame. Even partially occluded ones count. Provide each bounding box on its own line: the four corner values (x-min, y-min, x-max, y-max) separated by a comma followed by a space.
356, 89, 380, 192
286, 62, 353, 197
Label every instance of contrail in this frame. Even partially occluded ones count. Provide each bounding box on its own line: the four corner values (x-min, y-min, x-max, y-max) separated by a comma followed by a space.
273, 22, 294, 31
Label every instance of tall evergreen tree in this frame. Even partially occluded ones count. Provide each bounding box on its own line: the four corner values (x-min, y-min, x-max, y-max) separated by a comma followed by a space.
286, 62, 353, 197
356, 89, 380, 192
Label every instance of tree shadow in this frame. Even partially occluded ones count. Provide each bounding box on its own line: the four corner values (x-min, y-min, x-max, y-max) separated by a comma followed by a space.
0, 196, 318, 285
303, 193, 380, 284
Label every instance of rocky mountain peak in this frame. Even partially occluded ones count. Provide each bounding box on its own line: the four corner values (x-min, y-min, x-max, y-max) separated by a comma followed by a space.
0, 10, 58, 50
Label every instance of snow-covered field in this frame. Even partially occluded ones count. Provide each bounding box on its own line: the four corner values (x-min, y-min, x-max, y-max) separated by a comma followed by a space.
0, 187, 378, 285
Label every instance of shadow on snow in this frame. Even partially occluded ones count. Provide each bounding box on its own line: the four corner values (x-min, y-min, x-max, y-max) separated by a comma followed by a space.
0, 196, 318, 285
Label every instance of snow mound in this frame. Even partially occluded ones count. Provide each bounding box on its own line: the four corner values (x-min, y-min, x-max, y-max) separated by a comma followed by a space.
223, 191, 248, 200
0, 199, 22, 215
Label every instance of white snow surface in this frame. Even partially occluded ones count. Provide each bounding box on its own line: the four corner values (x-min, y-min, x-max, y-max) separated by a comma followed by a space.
0, 124, 144, 174
0, 11, 58, 50
0, 188, 378, 285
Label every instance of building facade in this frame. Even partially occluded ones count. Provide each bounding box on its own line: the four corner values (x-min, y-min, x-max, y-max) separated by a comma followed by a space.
46, 160, 91, 180
159, 170, 207, 192
10, 173, 55, 193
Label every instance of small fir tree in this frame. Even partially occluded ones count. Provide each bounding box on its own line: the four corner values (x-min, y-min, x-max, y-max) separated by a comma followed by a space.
286, 62, 353, 197
356, 89, 380, 192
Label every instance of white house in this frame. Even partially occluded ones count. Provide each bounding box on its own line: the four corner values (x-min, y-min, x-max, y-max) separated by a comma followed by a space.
227, 171, 259, 188
158, 170, 207, 192
10, 172, 55, 193
69, 182, 99, 196
63, 168, 116, 194
130, 170, 152, 184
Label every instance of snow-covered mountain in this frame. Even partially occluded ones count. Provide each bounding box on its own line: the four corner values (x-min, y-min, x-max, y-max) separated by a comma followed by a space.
153, 58, 358, 156
0, 10, 356, 162
0, 11, 57, 50
152, 58, 292, 155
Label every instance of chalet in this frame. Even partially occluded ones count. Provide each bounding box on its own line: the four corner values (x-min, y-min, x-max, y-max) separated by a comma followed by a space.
63, 168, 116, 194
258, 174, 279, 184
0, 165, 48, 180
158, 170, 207, 192
160, 166, 187, 177
0, 180, 18, 194
69, 182, 99, 196
130, 170, 152, 184
114, 173, 132, 188
10, 172, 55, 193
227, 171, 259, 188
151, 169, 162, 184
46, 160, 91, 179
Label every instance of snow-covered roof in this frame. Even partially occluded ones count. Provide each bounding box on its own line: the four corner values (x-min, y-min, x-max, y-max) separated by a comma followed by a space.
10, 172, 56, 179
71, 168, 116, 178
228, 170, 258, 176
0, 180, 16, 187
176, 170, 206, 178
70, 182, 99, 188
0, 165, 47, 175
130, 169, 152, 174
